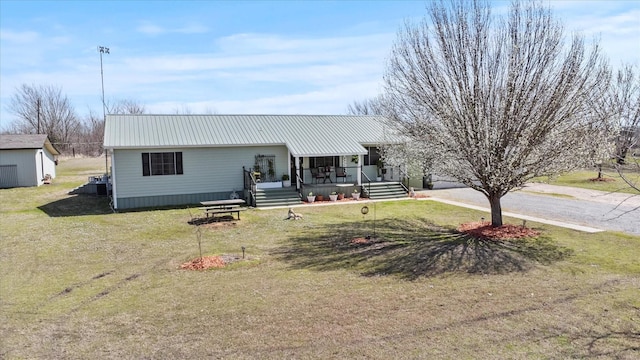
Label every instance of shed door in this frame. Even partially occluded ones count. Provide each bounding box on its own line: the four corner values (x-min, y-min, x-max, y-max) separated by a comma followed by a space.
0, 165, 19, 188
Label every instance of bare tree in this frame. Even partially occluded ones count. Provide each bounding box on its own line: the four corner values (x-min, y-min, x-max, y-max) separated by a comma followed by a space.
346, 97, 386, 116
7, 84, 80, 147
173, 104, 218, 115
348, 96, 438, 187
608, 65, 640, 165
107, 99, 146, 115
608, 65, 640, 192
73, 110, 106, 156
384, 0, 611, 226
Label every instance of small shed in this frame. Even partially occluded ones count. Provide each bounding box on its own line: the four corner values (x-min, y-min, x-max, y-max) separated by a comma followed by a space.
0, 134, 60, 188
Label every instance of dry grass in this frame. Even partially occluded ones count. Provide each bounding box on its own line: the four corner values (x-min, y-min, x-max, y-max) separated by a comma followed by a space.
1, 158, 639, 359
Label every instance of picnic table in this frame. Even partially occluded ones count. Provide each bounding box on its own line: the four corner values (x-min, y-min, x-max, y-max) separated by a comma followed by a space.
199, 199, 247, 220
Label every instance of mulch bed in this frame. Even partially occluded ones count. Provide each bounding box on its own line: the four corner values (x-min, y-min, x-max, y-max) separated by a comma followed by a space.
351, 237, 372, 244
458, 222, 540, 240
180, 254, 244, 270
307, 197, 362, 204
589, 177, 615, 182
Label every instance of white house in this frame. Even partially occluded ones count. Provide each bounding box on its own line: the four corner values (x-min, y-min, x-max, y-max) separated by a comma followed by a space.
103, 114, 405, 210
0, 134, 60, 188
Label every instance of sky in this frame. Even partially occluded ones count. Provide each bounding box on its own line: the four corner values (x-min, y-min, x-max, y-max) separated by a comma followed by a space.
1, 0, 639, 130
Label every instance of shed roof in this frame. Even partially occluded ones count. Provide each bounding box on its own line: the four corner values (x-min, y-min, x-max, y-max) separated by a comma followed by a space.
0, 134, 60, 155
104, 114, 401, 157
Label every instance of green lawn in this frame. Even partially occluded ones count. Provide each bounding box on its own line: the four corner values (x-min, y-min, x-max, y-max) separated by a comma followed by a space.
1, 158, 639, 359
533, 166, 639, 195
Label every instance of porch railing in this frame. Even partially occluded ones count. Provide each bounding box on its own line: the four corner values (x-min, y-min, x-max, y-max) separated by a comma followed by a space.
360, 171, 372, 198
242, 166, 257, 207
397, 167, 410, 193
295, 173, 305, 200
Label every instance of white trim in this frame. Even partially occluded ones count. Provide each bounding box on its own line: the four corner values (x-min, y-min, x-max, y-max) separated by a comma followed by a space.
356, 154, 362, 185
111, 149, 118, 210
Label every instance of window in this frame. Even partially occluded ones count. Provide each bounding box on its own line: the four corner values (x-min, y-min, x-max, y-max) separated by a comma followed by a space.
142, 152, 183, 176
363, 147, 381, 166
310, 156, 338, 168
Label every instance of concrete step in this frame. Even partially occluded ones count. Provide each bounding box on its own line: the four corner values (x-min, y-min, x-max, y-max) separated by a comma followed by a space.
255, 188, 303, 208
364, 182, 408, 200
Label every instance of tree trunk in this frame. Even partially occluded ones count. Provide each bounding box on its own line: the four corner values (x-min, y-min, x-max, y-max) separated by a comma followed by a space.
597, 164, 603, 179
617, 148, 628, 165
487, 193, 503, 227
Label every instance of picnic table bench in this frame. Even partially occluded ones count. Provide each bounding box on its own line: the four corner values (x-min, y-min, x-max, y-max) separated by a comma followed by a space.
199, 199, 247, 220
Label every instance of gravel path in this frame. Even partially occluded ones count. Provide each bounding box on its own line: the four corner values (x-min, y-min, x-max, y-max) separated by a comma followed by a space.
426, 183, 640, 236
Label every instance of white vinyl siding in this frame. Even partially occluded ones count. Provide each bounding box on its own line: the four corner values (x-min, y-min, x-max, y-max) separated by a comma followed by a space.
40, 149, 57, 182
113, 145, 289, 199
0, 149, 38, 187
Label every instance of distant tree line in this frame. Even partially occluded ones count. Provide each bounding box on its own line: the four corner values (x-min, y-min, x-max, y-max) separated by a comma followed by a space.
3, 84, 146, 156
2, 84, 219, 157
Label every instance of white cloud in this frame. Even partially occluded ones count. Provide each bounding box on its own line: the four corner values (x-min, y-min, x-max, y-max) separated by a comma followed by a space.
147, 79, 384, 115
137, 23, 165, 35
0, 29, 39, 43
136, 21, 209, 35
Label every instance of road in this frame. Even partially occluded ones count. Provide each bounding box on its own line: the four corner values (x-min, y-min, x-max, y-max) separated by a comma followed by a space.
426, 182, 640, 236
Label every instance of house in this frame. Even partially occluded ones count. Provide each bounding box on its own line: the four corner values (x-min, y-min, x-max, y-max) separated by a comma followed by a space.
0, 134, 60, 188
103, 114, 405, 210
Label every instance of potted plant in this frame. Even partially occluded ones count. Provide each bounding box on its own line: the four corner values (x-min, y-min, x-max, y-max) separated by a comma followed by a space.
282, 173, 291, 187
316, 193, 324, 201
352, 189, 360, 200
267, 160, 275, 181
337, 191, 345, 200
307, 192, 316, 203
329, 191, 338, 201
253, 165, 261, 182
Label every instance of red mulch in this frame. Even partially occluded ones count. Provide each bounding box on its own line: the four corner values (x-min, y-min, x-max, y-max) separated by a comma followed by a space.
180, 254, 246, 270
589, 177, 615, 182
458, 222, 540, 240
307, 197, 361, 204
351, 237, 370, 244
180, 256, 226, 270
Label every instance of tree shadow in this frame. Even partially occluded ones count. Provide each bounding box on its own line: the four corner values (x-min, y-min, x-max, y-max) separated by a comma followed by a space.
274, 217, 572, 280
187, 215, 236, 226
38, 194, 113, 217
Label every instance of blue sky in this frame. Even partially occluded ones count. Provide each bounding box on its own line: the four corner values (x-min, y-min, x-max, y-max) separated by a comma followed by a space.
1, 1, 638, 130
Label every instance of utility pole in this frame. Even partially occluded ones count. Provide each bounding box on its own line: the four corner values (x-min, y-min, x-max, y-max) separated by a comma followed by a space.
36, 97, 41, 134
98, 46, 110, 176
98, 46, 110, 122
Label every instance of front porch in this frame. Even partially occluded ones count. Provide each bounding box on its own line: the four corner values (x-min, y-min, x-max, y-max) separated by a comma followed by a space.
244, 148, 409, 207
297, 182, 361, 200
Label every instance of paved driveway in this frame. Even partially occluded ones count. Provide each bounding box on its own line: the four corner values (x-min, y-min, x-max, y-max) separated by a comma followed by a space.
427, 183, 640, 236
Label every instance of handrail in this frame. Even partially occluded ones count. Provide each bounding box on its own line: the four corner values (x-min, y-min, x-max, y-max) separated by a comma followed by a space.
295, 173, 304, 200
243, 166, 257, 207
360, 171, 372, 197
396, 167, 410, 193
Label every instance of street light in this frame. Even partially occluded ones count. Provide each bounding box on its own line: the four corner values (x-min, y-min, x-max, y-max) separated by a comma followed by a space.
98, 46, 110, 178
98, 46, 109, 121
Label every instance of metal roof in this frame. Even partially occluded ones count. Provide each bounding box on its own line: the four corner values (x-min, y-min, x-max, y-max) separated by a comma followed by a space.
104, 114, 400, 157
0, 134, 60, 155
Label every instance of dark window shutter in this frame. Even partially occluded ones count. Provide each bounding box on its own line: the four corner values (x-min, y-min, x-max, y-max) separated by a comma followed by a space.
175, 152, 183, 174
142, 153, 150, 176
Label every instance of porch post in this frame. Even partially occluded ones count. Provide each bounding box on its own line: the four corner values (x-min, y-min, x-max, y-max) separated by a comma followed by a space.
295, 156, 301, 189
356, 154, 362, 185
